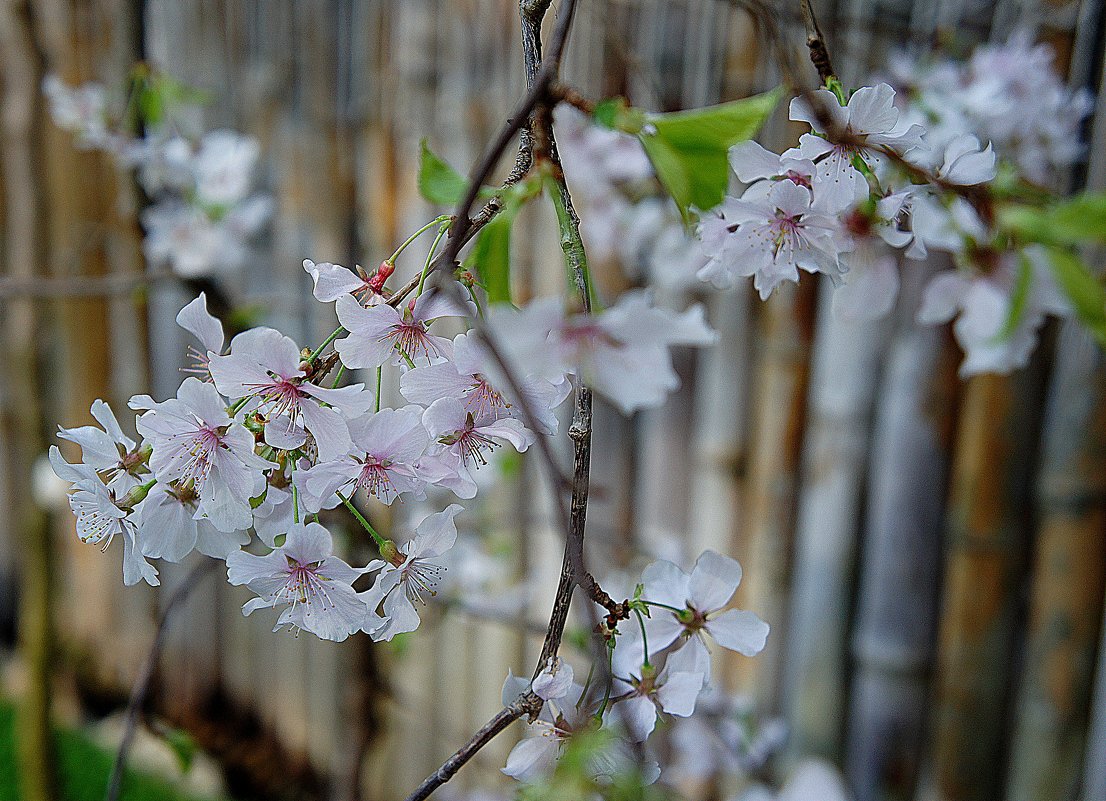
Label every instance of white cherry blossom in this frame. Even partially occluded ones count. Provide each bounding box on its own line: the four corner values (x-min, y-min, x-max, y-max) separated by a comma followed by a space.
640, 551, 770, 680
56, 399, 145, 493
227, 521, 366, 642
294, 406, 430, 510
176, 292, 225, 379
334, 292, 471, 369
208, 327, 374, 461
360, 505, 463, 641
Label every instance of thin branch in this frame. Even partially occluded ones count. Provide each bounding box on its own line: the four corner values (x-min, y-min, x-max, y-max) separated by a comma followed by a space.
104, 561, 214, 801
799, 0, 835, 83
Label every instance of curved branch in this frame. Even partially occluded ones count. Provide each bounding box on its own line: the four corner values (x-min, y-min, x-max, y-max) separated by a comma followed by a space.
105, 561, 214, 801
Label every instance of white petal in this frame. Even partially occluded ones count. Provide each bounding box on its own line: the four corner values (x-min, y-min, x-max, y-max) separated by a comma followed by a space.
706, 608, 770, 656
688, 550, 743, 611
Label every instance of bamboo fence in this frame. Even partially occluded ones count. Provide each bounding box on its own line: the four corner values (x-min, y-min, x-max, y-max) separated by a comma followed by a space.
0, 1, 1104, 801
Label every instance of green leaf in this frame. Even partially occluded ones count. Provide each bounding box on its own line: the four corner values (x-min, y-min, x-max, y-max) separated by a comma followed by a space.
638, 87, 783, 221
592, 97, 646, 134
417, 140, 468, 205
159, 727, 197, 773
997, 252, 1033, 341
1000, 192, 1106, 247
1047, 193, 1106, 244
1047, 247, 1106, 347
465, 212, 513, 304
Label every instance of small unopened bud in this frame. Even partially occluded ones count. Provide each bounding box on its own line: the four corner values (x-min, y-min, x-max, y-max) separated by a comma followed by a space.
456, 270, 476, 289
368, 260, 395, 294
121, 480, 156, 509
380, 539, 402, 565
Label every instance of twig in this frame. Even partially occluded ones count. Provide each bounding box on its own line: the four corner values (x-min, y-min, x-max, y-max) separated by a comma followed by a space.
104, 560, 214, 801
799, 0, 835, 83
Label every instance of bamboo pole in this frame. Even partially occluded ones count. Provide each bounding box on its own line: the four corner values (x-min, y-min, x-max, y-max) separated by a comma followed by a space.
846, 262, 959, 801
0, 3, 56, 799
731, 276, 817, 711
782, 276, 889, 763
1005, 324, 1106, 801
927, 361, 1050, 801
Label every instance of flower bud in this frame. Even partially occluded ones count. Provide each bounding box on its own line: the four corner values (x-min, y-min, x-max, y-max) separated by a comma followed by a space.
368, 260, 395, 294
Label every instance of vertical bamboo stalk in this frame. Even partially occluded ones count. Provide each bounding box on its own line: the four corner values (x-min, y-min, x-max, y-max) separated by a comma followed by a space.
1087, 594, 1106, 801
1004, 326, 1106, 801
782, 277, 889, 763
0, 3, 56, 799
846, 262, 959, 801
730, 277, 817, 710
927, 362, 1050, 801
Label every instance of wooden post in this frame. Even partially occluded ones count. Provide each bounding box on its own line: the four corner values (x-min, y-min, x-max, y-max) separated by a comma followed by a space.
0, 3, 56, 799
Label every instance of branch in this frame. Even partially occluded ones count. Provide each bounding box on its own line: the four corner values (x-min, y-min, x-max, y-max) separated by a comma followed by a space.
104, 561, 214, 801
799, 0, 835, 83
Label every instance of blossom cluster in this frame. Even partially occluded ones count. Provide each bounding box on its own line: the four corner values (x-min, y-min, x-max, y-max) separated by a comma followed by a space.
44, 73, 272, 278
50, 243, 717, 645
500, 551, 770, 785
695, 34, 1090, 376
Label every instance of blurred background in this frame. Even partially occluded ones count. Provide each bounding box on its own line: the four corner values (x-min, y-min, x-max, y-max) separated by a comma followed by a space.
1, 1, 1105, 800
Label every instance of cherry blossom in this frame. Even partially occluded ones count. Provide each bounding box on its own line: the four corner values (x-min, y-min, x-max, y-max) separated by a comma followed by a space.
130, 377, 274, 532
488, 292, 716, 415
176, 292, 225, 379
699, 180, 845, 299
640, 551, 770, 680
611, 660, 704, 742
789, 83, 924, 211
227, 521, 366, 642
302, 259, 385, 305
191, 129, 261, 207
419, 399, 533, 499
916, 250, 1070, 377
48, 446, 158, 587
56, 399, 146, 493
360, 505, 463, 641
208, 327, 374, 461
294, 406, 430, 510
400, 331, 571, 436
135, 483, 248, 561
334, 292, 471, 369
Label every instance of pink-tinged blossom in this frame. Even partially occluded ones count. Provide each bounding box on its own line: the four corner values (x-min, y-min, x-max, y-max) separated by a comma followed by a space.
42, 75, 109, 149
933, 134, 997, 186
49, 446, 158, 587
135, 483, 248, 561
208, 327, 374, 462
227, 521, 366, 642
334, 292, 471, 369
640, 551, 770, 681
917, 250, 1070, 377
699, 180, 845, 299
419, 399, 533, 499
400, 331, 571, 436
131, 378, 273, 533
294, 406, 430, 511
501, 673, 590, 782
302, 259, 385, 305
191, 129, 260, 208
611, 664, 704, 742
789, 83, 924, 211
176, 292, 225, 379
727, 141, 840, 208
56, 399, 145, 493
360, 505, 463, 641
488, 292, 716, 415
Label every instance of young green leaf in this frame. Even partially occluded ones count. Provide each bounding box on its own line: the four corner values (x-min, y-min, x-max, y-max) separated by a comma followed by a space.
1047, 247, 1106, 346
465, 212, 514, 304
996, 253, 1033, 341
417, 140, 468, 205
637, 87, 783, 222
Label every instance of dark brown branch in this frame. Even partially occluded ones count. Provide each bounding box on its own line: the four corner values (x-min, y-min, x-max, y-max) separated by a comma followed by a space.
105, 561, 214, 801
401, 692, 543, 801
799, 0, 835, 83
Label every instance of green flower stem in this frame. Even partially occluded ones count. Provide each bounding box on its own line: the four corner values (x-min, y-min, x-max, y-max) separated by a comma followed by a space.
290, 460, 300, 524
635, 608, 651, 669
642, 600, 683, 614
228, 396, 251, 417
549, 179, 600, 310
375, 366, 383, 413
388, 215, 451, 265
337, 490, 388, 549
417, 221, 451, 296
306, 326, 345, 365
330, 365, 346, 388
